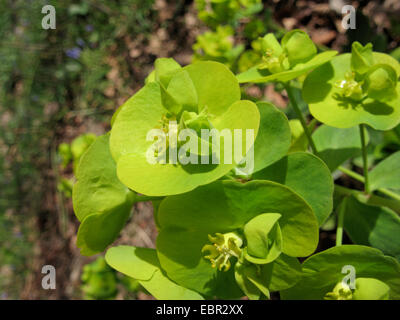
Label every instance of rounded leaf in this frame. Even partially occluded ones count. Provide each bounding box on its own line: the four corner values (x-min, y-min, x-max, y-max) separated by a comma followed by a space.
304, 53, 400, 130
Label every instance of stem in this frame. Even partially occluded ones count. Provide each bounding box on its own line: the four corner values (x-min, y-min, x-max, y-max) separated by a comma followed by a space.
336, 197, 347, 246
359, 124, 370, 194
338, 166, 364, 183
285, 83, 318, 155
378, 188, 400, 202
283, 82, 400, 202
338, 166, 400, 201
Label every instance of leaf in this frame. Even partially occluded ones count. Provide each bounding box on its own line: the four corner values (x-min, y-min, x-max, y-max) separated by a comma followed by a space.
343, 195, 400, 260
252, 102, 291, 173
243, 213, 282, 264
105, 246, 203, 300
281, 29, 317, 66
236, 51, 337, 84
72, 135, 135, 255
369, 151, 400, 191
253, 152, 334, 225
304, 53, 400, 130
281, 245, 400, 300
154, 58, 182, 88
235, 254, 302, 299
288, 119, 310, 152
110, 62, 260, 196
313, 124, 369, 171
166, 70, 198, 113
184, 61, 241, 117
352, 278, 390, 300
234, 262, 265, 300
156, 180, 319, 297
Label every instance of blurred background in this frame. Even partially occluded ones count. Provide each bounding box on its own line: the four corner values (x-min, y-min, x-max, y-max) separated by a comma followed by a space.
1, 0, 400, 299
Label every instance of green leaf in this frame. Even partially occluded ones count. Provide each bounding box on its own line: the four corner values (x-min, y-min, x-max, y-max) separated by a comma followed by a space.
363, 64, 398, 101
304, 53, 400, 130
288, 119, 313, 153
110, 61, 260, 196
234, 262, 265, 300
369, 151, 400, 191
253, 152, 334, 225
154, 58, 182, 88
313, 124, 369, 171
252, 102, 291, 173
281, 245, 400, 300
156, 180, 319, 297
105, 246, 203, 300
343, 195, 400, 260
352, 278, 390, 300
235, 254, 302, 299
265, 254, 302, 292
72, 135, 135, 255
166, 70, 198, 114
184, 61, 241, 117
237, 51, 337, 84
351, 42, 373, 74
281, 30, 317, 67
243, 213, 282, 264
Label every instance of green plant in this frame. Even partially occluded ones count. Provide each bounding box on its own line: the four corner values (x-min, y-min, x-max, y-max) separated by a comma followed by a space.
57, 133, 97, 198
72, 30, 400, 300
192, 26, 244, 70
195, 0, 263, 29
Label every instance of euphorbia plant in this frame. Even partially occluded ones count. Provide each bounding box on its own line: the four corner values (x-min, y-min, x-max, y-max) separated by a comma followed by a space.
72, 29, 400, 300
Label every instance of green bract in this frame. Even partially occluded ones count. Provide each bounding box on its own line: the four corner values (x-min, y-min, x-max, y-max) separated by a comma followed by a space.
236, 30, 337, 83
252, 102, 291, 173
192, 25, 244, 69
281, 245, 400, 300
253, 152, 334, 225
313, 124, 370, 171
73, 134, 135, 255
156, 180, 318, 298
105, 246, 203, 300
110, 59, 260, 196
304, 42, 400, 130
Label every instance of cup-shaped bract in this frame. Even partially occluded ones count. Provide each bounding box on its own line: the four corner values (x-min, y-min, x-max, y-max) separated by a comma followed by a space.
281, 245, 400, 300
237, 30, 337, 84
156, 180, 319, 298
363, 64, 398, 101
110, 59, 260, 196
281, 29, 317, 67
351, 42, 374, 75
303, 45, 400, 130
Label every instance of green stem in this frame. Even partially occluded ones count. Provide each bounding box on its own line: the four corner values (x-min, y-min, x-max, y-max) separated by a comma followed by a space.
338, 166, 400, 201
285, 83, 318, 155
284, 82, 400, 202
336, 197, 347, 246
378, 188, 400, 202
338, 166, 365, 183
359, 124, 370, 194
